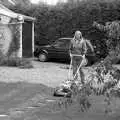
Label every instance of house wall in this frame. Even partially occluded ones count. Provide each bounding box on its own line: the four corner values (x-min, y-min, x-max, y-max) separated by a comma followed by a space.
0, 14, 22, 58
7, 22, 22, 57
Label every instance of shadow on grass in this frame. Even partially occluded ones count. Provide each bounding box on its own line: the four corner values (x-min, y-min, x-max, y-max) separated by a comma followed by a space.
0, 82, 53, 113
0, 82, 120, 120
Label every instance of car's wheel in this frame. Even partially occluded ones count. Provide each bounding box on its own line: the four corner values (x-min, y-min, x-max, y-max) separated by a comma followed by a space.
38, 53, 48, 62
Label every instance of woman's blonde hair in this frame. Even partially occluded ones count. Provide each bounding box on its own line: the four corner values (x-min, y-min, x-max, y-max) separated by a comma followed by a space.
74, 30, 83, 40
72, 31, 84, 48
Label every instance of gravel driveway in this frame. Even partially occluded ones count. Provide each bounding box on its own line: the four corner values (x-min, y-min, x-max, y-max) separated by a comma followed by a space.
0, 60, 70, 87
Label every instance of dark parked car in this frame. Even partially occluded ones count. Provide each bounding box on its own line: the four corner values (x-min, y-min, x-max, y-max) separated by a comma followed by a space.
34, 38, 97, 65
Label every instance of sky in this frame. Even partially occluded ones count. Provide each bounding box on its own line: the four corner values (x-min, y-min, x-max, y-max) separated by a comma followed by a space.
30, 0, 67, 5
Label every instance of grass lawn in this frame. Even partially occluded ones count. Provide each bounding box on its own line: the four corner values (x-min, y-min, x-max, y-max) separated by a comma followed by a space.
0, 82, 119, 120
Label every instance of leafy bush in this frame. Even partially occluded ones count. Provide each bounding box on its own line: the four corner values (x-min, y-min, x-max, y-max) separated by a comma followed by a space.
9, 0, 120, 59
0, 56, 33, 69
57, 61, 120, 114
56, 19, 120, 114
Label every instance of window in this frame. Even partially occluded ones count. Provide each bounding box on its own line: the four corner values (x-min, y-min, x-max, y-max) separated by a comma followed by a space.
53, 39, 71, 49
53, 40, 66, 48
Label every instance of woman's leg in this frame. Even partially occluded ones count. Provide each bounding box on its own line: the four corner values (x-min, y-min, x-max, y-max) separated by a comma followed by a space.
79, 68, 85, 84
76, 56, 85, 84
72, 56, 85, 84
72, 57, 78, 80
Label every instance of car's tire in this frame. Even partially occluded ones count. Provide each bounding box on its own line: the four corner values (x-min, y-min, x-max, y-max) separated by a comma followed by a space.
38, 53, 48, 62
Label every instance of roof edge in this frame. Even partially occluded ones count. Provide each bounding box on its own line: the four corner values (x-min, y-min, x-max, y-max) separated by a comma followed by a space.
18, 14, 36, 21
0, 4, 35, 21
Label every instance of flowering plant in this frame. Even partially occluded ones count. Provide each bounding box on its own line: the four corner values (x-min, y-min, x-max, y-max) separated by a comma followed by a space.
58, 60, 120, 113
87, 61, 120, 96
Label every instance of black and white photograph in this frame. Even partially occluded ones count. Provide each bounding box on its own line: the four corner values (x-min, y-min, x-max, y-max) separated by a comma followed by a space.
0, 0, 120, 120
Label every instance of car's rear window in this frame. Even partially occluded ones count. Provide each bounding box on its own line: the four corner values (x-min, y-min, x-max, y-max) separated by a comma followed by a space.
56, 39, 71, 49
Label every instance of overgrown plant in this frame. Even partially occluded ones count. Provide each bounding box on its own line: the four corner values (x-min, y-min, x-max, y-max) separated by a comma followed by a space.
57, 60, 120, 114
0, 55, 33, 69
57, 21, 120, 114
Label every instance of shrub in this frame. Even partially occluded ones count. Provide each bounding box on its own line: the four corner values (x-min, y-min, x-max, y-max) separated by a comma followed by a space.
0, 56, 33, 69
57, 61, 120, 114
57, 20, 120, 114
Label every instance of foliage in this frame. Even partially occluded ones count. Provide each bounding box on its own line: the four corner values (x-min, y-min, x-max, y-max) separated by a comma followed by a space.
0, 56, 33, 69
6, 0, 120, 115
56, 19, 120, 114
87, 62, 120, 95
8, 0, 120, 59
57, 61, 120, 114
93, 21, 120, 51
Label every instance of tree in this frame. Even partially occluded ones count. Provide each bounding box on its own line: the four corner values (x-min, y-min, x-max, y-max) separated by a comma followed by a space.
58, 20, 120, 115
93, 21, 120, 64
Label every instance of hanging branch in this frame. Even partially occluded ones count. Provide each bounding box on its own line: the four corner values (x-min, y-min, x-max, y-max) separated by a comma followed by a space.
93, 21, 120, 64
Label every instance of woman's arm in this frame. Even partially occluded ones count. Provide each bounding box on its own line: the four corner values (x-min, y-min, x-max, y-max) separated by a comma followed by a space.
69, 38, 74, 53
86, 40, 94, 52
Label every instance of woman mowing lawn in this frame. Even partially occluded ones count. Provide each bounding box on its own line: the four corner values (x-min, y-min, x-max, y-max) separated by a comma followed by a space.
54, 31, 94, 97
